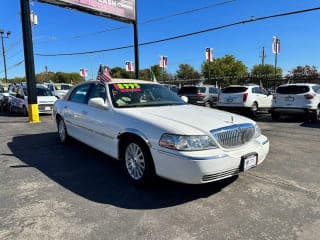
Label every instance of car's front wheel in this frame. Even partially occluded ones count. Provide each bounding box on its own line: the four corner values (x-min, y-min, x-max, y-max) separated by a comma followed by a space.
123, 138, 155, 185
57, 118, 69, 143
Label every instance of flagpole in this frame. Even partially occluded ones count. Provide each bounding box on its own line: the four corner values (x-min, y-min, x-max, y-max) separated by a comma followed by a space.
274, 51, 278, 90
133, 1, 139, 79
162, 66, 164, 83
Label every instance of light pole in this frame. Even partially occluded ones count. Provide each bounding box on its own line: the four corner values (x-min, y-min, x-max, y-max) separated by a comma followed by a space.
0, 29, 11, 84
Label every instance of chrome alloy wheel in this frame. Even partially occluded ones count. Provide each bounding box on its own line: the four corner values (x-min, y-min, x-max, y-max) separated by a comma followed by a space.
125, 143, 146, 180
58, 119, 66, 143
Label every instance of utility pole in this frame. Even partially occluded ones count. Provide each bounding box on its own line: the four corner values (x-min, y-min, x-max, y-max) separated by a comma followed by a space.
133, 0, 139, 79
0, 30, 11, 84
20, 0, 39, 123
260, 47, 266, 65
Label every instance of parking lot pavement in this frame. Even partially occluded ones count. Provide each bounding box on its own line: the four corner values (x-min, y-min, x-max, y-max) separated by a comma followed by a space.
0, 113, 319, 240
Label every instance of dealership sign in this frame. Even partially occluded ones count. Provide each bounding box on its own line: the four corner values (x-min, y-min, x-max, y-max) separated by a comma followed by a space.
38, 0, 136, 22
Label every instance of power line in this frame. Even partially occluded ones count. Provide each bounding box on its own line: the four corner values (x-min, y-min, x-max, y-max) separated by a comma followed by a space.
0, 59, 24, 74
34, 0, 236, 42
35, 6, 320, 57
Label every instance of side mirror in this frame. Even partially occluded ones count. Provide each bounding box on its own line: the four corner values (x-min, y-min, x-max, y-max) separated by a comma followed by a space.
88, 97, 108, 110
181, 96, 188, 103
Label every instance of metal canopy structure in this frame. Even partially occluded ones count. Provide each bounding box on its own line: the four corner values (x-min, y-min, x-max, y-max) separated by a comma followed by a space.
21, 0, 139, 123
37, 0, 136, 23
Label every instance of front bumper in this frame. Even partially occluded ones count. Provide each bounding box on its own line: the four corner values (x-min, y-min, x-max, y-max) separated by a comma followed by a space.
151, 135, 269, 184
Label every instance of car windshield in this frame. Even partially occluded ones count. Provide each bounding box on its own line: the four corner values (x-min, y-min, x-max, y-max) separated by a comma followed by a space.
221, 87, 248, 93
109, 83, 185, 108
276, 85, 310, 94
36, 87, 53, 96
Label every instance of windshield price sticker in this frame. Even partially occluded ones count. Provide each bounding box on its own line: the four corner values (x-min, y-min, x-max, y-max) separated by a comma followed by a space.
113, 83, 141, 92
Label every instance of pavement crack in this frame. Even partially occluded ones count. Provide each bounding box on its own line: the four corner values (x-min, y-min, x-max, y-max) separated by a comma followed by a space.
246, 172, 320, 201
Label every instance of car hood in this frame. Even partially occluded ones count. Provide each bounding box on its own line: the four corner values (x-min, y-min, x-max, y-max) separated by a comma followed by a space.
118, 104, 256, 135
37, 96, 57, 104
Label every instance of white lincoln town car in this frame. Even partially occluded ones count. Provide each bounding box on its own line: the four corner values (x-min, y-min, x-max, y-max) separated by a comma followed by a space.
53, 79, 269, 185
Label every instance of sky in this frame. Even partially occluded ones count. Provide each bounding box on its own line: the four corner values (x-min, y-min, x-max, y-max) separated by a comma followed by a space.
1, 0, 320, 80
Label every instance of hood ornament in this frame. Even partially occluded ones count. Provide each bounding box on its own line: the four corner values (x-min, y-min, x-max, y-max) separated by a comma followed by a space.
224, 115, 234, 124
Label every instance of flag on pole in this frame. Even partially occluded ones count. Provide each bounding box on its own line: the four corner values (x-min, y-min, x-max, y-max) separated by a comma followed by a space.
97, 64, 112, 83
79, 68, 88, 77
150, 69, 157, 82
205, 48, 213, 62
272, 36, 280, 54
125, 61, 134, 72
159, 56, 168, 68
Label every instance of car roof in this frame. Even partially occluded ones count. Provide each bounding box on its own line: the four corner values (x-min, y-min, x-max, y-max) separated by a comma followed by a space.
278, 83, 319, 87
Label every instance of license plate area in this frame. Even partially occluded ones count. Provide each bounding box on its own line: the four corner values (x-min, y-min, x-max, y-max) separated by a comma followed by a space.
45, 106, 51, 111
285, 96, 294, 102
240, 153, 258, 172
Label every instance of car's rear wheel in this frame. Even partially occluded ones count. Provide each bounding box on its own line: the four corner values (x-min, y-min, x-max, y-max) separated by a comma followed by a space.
205, 101, 211, 108
309, 106, 320, 123
57, 118, 69, 143
22, 106, 28, 117
123, 138, 155, 185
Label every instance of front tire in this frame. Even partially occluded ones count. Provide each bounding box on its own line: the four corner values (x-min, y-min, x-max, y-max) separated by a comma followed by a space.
123, 138, 156, 185
57, 118, 69, 144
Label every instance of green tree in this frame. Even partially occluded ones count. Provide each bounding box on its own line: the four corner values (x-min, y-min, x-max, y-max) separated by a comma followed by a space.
201, 55, 248, 84
176, 64, 200, 80
288, 65, 318, 78
111, 67, 130, 78
251, 64, 282, 77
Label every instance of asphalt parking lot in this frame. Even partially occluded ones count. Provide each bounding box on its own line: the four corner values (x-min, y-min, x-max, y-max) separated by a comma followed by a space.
0, 113, 319, 240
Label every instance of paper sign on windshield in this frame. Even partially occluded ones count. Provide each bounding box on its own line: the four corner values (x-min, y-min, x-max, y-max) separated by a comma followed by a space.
113, 83, 141, 92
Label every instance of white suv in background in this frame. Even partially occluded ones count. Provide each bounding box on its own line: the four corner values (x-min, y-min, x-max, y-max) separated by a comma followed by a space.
217, 85, 273, 117
271, 83, 320, 122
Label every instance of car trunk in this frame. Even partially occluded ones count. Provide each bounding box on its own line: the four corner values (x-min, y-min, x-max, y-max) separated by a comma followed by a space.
219, 87, 248, 104
178, 87, 205, 104
274, 85, 311, 108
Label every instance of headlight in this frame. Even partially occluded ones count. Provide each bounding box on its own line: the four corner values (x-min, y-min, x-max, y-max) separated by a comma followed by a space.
254, 124, 261, 138
159, 134, 217, 151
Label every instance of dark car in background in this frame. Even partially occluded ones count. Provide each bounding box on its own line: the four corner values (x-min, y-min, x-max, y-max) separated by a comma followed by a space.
178, 85, 219, 107
0, 85, 10, 112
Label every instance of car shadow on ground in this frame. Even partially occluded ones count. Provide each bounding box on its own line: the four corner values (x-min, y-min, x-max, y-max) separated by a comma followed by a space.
7, 132, 237, 210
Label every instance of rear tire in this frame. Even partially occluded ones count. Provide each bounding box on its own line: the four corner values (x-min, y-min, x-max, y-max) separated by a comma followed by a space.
57, 118, 69, 144
22, 106, 28, 117
205, 101, 211, 108
122, 138, 156, 186
309, 107, 320, 123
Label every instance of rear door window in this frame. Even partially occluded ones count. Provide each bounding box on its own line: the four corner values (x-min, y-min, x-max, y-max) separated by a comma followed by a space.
276, 85, 310, 94
221, 87, 248, 93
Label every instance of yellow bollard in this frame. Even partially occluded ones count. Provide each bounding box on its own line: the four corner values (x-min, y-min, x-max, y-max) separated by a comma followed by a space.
28, 104, 40, 123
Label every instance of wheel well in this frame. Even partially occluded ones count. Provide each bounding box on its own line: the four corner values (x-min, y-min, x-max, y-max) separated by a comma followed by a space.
118, 132, 150, 161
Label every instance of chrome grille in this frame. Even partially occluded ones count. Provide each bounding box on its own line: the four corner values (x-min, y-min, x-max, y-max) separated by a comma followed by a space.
210, 123, 255, 148
202, 168, 239, 182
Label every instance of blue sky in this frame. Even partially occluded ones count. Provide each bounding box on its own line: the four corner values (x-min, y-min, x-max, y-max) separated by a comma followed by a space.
1, 0, 320, 79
